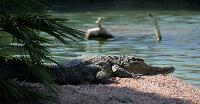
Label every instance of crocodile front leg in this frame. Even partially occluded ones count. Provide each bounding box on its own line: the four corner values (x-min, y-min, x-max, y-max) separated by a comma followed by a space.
112, 65, 142, 78
95, 61, 113, 81
96, 68, 113, 81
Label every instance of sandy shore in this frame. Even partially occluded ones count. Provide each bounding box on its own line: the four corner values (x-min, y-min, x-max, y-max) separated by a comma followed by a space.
54, 75, 200, 104
13, 75, 200, 104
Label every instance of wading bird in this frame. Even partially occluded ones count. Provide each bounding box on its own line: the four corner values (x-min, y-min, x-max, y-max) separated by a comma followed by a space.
86, 17, 113, 39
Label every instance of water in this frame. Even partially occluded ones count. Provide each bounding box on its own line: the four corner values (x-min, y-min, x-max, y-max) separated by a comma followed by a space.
1, 10, 200, 88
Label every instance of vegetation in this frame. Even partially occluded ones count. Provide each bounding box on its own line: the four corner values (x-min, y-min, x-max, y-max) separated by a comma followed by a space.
0, 0, 84, 103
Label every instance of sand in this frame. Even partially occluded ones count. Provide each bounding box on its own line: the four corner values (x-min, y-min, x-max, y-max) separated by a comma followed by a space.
55, 75, 200, 104
11, 75, 200, 104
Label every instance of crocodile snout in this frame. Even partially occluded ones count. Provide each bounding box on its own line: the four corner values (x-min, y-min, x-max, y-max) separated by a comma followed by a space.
158, 66, 175, 75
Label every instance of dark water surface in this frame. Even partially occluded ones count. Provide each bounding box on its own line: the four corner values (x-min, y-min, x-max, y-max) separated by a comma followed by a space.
1, 10, 200, 88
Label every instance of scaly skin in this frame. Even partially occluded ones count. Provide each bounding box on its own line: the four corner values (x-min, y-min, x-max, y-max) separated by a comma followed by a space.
1, 55, 175, 84
50, 55, 175, 84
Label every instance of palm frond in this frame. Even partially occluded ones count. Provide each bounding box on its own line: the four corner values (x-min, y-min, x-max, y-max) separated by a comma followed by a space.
0, 54, 56, 102
1, 12, 84, 63
0, 10, 85, 102
17, 13, 85, 44
0, 0, 87, 102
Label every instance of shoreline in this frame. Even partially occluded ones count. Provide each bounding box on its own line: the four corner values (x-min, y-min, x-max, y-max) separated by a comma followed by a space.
56, 75, 200, 104
17, 75, 200, 104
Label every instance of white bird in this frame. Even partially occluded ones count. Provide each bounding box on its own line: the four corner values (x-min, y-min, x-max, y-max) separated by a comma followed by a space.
149, 13, 162, 41
85, 17, 113, 39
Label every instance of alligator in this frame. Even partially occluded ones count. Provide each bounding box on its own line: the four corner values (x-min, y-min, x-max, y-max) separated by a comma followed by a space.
0, 55, 175, 84
49, 55, 175, 84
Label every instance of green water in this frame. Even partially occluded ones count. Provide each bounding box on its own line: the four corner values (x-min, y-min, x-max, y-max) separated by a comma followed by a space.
1, 10, 200, 88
